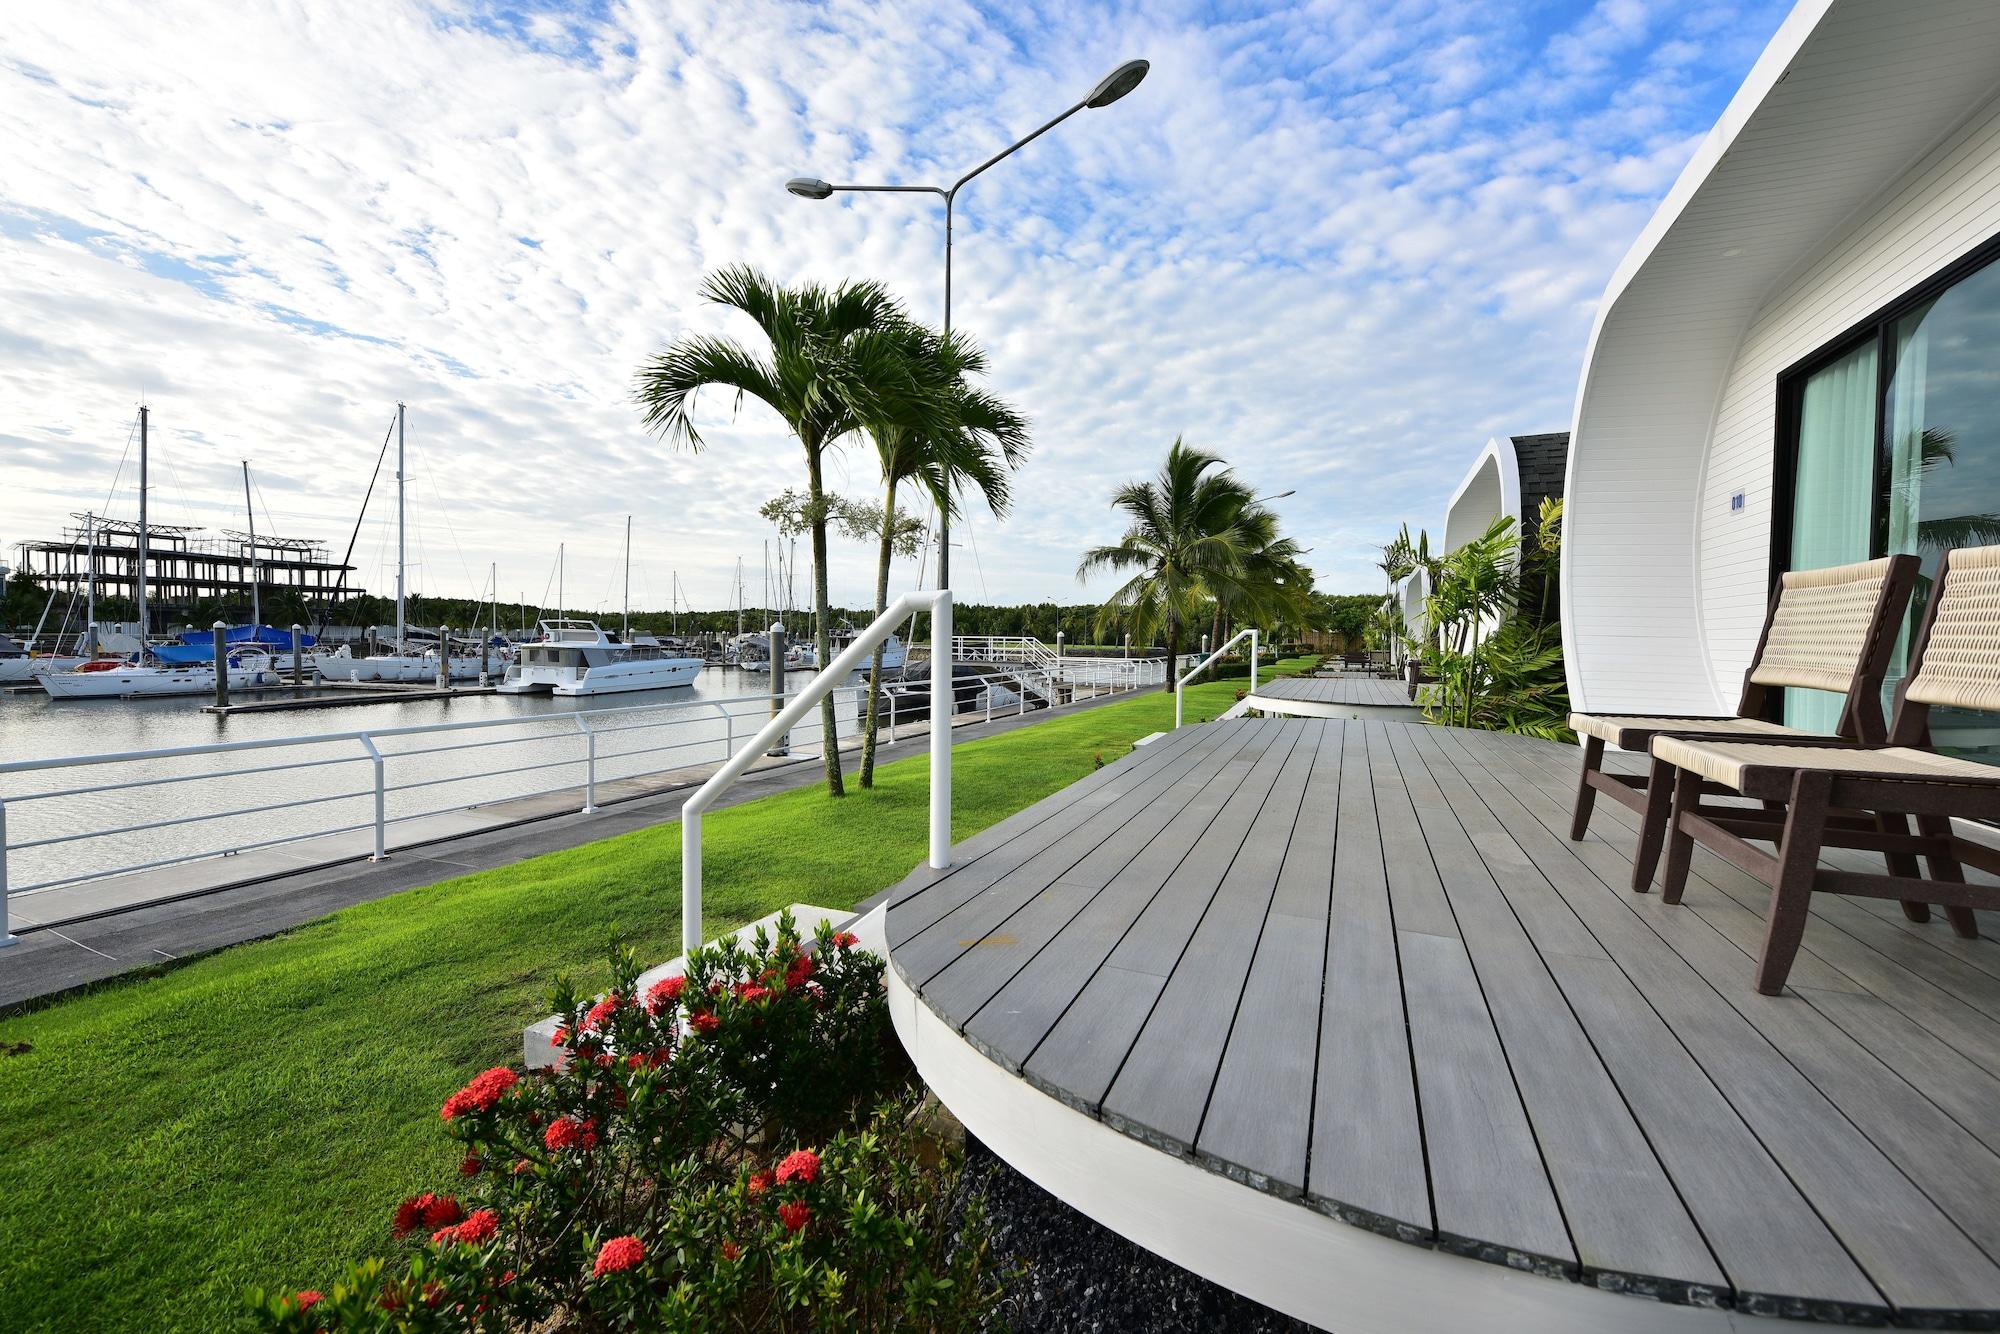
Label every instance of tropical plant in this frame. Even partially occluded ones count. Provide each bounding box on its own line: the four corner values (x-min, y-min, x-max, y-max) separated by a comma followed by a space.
1406, 501, 1572, 739
1078, 441, 1290, 693
858, 326, 1028, 788
245, 917, 1009, 1332
636, 266, 949, 796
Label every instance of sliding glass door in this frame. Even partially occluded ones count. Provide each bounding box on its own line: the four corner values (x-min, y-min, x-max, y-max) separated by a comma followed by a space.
1781, 241, 2000, 760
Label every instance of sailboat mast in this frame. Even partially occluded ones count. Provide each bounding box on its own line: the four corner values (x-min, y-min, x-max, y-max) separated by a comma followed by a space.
395, 402, 406, 651
558, 543, 565, 621
85, 511, 97, 651
242, 460, 260, 626
136, 406, 149, 645
622, 514, 631, 638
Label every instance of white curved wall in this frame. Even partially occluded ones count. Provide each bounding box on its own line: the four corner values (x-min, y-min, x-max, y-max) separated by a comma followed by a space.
1562, 0, 2000, 714
1443, 437, 1518, 556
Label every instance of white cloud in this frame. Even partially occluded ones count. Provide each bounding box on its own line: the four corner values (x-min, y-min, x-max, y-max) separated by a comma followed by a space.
0, 0, 1790, 614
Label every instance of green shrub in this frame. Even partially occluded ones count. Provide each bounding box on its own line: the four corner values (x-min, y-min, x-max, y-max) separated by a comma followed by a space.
245, 914, 1004, 1332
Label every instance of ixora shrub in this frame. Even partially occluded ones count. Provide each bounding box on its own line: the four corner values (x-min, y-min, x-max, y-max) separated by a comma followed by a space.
247, 913, 1005, 1332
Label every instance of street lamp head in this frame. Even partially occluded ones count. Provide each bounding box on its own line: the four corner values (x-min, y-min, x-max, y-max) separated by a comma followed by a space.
1085, 58, 1149, 108
786, 177, 835, 200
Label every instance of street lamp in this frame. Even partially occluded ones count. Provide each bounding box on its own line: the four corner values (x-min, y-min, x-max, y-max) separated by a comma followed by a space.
785, 57, 1150, 595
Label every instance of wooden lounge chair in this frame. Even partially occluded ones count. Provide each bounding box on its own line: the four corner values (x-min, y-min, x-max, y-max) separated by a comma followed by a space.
1649, 544, 2000, 994
1568, 554, 1917, 891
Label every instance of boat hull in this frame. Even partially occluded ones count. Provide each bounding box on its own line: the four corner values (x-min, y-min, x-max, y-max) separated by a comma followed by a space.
39, 664, 282, 698
316, 650, 486, 684
0, 656, 88, 686
501, 657, 704, 695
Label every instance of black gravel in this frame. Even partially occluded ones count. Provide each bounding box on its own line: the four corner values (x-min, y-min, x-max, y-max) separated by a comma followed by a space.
961, 1137, 1321, 1334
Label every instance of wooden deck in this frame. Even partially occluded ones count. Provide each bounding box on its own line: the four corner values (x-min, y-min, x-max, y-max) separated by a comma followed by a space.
1255, 675, 1413, 708
884, 718, 2000, 1326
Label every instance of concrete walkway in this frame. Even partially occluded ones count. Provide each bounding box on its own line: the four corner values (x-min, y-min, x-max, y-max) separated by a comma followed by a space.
0, 688, 1153, 1009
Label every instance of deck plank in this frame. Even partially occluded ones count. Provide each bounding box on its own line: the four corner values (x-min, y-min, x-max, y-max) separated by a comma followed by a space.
1305, 719, 1433, 1235
1024, 723, 1308, 1110
1195, 720, 1343, 1197
962, 725, 1285, 1074
1394, 725, 1724, 1294
1441, 726, 2000, 1317
1103, 721, 1327, 1156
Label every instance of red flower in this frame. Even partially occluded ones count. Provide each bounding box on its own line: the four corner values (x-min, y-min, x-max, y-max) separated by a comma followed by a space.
583, 992, 622, 1032
459, 1154, 483, 1177
644, 975, 686, 1015
394, 1192, 463, 1237
832, 931, 859, 949
777, 1200, 810, 1232
434, 1208, 499, 1247
775, 1148, 820, 1186
440, 1066, 520, 1121
689, 1009, 719, 1034
785, 954, 815, 989
378, 1286, 404, 1311
294, 1290, 324, 1312
721, 1239, 741, 1262
512, 1159, 533, 1177
551, 1027, 569, 1046
423, 1195, 464, 1229
593, 1234, 645, 1276
746, 1171, 772, 1197
544, 1115, 598, 1152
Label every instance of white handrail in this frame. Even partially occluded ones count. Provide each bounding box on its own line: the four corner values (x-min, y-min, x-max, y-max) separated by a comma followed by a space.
1174, 628, 1259, 730
679, 590, 951, 955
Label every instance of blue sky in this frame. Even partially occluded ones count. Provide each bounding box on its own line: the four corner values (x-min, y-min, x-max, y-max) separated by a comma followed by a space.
0, 0, 1791, 613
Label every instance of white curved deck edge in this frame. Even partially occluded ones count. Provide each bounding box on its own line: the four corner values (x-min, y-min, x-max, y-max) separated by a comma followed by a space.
1242, 690, 1416, 721
885, 937, 1767, 1334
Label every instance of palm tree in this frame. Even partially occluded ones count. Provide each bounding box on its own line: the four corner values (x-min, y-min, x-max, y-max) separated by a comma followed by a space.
857, 326, 1029, 788
1204, 503, 1313, 655
635, 266, 942, 796
1078, 441, 1259, 693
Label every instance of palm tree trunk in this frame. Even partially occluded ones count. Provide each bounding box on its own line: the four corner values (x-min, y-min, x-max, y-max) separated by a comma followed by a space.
1164, 612, 1180, 695
859, 477, 897, 788
807, 446, 844, 797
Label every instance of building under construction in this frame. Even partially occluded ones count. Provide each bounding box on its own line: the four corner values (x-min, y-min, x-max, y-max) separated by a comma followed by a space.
12, 514, 366, 632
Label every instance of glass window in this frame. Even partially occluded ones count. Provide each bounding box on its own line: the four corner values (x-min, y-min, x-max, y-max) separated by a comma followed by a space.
1880, 260, 2000, 761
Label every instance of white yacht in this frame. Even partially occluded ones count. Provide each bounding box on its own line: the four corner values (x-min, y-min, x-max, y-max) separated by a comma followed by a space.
497, 620, 703, 696
40, 651, 282, 699
0, 635, 88, 686
316, 634, 490, 685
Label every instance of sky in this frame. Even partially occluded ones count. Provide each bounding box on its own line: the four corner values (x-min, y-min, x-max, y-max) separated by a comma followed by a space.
0, 0, 1794, 617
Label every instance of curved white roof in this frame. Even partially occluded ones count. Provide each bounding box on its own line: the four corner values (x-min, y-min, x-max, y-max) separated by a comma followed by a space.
1561, 0, 2000, 713
1443, 436, 1519, 557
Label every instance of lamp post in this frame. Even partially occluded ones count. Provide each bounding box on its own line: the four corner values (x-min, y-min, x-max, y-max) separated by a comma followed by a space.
786, 58, 1149, 597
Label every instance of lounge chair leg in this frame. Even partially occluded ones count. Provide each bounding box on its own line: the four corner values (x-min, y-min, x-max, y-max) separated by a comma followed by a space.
1755, 773, 1832, 997
1914, 814, 1980, 940
1660, 764, 1704, 907
1876, 812, 1932, 923
1631, 755, 1676, 894
1569, 735, 1605, 841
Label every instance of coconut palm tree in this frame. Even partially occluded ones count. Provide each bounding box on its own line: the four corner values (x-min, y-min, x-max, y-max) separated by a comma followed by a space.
1078, 441, 1260, 693
857, 326, 1029, 788
635, 265, 943, 796
1204, 503, 1314, 656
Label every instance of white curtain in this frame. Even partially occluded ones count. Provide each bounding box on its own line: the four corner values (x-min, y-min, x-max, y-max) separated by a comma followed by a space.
1785, 341, 1878, 732
1882, 310, 1933, 710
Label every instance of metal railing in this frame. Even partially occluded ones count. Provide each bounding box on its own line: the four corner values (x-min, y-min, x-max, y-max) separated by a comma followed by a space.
679, 590, 952, 955
1175, 628, 1260, 730
0, 619, 1172, 946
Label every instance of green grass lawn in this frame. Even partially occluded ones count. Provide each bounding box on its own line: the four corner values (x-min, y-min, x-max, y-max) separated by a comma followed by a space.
0, 666, 1304, 1333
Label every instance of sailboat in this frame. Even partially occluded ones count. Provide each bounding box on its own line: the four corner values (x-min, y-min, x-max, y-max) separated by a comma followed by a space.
152, 462, 320, 668
498, 517, 702, 695
315, 404, 488, 685
41, 409, 284, 700
0, 589, 89, 686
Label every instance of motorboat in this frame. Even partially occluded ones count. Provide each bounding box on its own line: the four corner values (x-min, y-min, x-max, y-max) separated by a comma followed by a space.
315, 632, 493, 685
497, 619, 703, 696
40, 651, 283, 699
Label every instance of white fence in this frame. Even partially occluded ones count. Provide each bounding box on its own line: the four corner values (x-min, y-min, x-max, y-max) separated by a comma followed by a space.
0, 647, 1162, 943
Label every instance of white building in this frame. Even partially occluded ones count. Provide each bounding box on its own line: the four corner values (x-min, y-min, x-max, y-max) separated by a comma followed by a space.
1563, 0, 2000, 761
